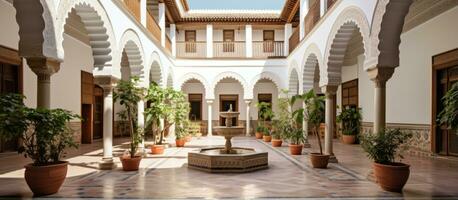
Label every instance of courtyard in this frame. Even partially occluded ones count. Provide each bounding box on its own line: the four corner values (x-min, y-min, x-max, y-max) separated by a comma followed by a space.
1, 136, 457, 199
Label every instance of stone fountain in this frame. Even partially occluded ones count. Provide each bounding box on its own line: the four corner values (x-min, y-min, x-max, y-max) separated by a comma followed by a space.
188, 105, 268, 173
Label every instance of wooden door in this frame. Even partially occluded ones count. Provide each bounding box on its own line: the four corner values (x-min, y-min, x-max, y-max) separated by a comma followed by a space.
185, 30, 196, 53
0, 46, 21, 152
341, 79, 358, 108
433, 48, 458, 156
223, 30, 235, 52
263, 30, 275, 52
93, 86, 104, 139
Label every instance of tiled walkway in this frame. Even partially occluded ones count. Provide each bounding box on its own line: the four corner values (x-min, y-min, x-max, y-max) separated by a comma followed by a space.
0, 136, 458, 199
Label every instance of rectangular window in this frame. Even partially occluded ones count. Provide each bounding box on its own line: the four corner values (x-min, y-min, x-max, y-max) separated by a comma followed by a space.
341, 79, 358, 108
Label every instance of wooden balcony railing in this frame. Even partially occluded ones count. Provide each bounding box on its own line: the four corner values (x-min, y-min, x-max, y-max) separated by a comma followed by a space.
123, 0, 140, 22
303, 0, 321, 38
213, 41, 246, 58
289, 28, 300, 53
176, 41, 206, 58
253, 41, 285, 58
146, 10, 161, 43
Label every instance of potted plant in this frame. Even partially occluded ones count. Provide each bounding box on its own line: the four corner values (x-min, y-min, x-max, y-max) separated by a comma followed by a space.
255, 124, 265, 139
337, 106, 362, 144
113, 77, 145, 171
284, 124, 305, 155
302, 90, 329, 168
145, 85, 189, 154
271, 122, 283, 147
263, 130, 272, 142
175, 126, 186, 147
437, 82, 458, 135
360, 129, 412, 192
256, 102, 274, 139
0, 94, 79, 196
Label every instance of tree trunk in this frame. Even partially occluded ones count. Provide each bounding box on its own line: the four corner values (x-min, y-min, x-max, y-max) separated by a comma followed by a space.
127, 106, 135, 158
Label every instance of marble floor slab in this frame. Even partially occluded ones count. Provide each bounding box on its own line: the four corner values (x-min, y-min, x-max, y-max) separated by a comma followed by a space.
0, 136, 457, 199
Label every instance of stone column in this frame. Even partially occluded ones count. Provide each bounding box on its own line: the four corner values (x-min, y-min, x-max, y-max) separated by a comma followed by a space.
322, 85, 338, 163
137, 99, 145, 153
245, 100, 252, 136
368, 68, 394, 133
95, 76, 118, 170
207, 100, 213, 136
319, 0, 328, 17
158, 3, 166, 47
206, 24, 213, 58
284, 23, 292, 56
26, 58, 60, 108
245, 25, 252, 58
303, 102, 311, 148
170, 24, 176, 57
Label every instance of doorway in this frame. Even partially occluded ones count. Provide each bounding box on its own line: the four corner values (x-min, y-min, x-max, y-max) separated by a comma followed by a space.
81, 71, 104, 144
188, 94, 202, 121
432, 48, 458, 156
220, 94, 238, 126
0, 45, 22, 153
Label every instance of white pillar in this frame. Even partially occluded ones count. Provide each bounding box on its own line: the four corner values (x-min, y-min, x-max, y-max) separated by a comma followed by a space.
368, 68, 394, 133
206, 24, 213, 58
245, 100, 252, 136
26, 58, 59, 108
99, 86, 116, 169
137, 99, 145, 152
322, 85, 338, 163
170, 24, 176, 57
140, 0, 147, 26
299, 0, 310, 40
245, 25, 252, 58
320, 0, 328, 17
284, 23, 292, 56
158, 3, 166, 47
207, 100, 213, 136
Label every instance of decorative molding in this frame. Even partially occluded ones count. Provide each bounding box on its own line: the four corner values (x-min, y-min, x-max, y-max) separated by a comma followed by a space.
176, 72, 211, 99
301, 43, 322, 93
367, 67, 395, 88
211, 71, 249, 99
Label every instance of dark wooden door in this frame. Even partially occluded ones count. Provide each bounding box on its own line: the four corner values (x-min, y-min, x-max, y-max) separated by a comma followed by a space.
263, 30, 275, 52
0, 62, 20, 152
436, 65, 458, 156
189, 94, 202, 121
93, 86, 104, 140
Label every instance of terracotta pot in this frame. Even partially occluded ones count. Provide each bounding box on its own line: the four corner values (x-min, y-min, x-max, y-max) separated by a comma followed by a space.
310, 153, 330, 168
342, 135, 356, 144
176, 139, 186, 147
373, 162, 410, 192
271, 139, 283, 147
151, 145, 165, 155
24, 161, 68, 196
120, 156, 142, 171
263, 135, 272, 142
289, 144, 303, 155
255, 132, 263, 139
185, 136, 192, 142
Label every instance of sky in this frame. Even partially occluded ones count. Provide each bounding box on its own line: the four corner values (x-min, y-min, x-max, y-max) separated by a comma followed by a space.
187, 0, 286, 10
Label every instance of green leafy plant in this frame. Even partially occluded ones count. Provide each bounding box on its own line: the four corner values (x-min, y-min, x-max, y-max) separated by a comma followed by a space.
113, 77, 145, 158
0, 93, 80, 166
302, 90, 326, 154
273, 90, 305, 145
360, 129, 412, 164
337, 106, 362, 136
145, 84, 189, 145
256, 102, 274, 136
437, 82, 458, 134
175, 119, 190, 140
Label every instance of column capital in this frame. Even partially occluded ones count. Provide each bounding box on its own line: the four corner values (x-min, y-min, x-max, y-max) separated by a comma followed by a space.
367, 67, 395, 88
321, 85, 338, 95
244, 99, 253, 104
26, 57, 60, 76
94, 75, 120, 91
206, 99, 215, 104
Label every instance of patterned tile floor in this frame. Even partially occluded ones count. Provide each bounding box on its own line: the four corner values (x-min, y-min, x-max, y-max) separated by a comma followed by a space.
0, 136, 458, 199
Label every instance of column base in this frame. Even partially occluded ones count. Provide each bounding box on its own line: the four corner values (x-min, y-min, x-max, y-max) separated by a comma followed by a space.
98, 157, 116, 170
328, 154, 338, 163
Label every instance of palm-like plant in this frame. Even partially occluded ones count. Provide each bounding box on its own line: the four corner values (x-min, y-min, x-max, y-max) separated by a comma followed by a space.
113, 77, 145, 158
437, 82, 458, 134
337, 106, 362, 136
302, 90, 325, 154
256, 102, 274, 135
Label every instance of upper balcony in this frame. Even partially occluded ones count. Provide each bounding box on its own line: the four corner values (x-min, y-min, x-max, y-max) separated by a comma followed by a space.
175, 28, 286, 59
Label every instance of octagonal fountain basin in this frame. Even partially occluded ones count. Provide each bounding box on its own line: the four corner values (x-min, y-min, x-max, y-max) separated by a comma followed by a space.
188, 147, 268, 173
